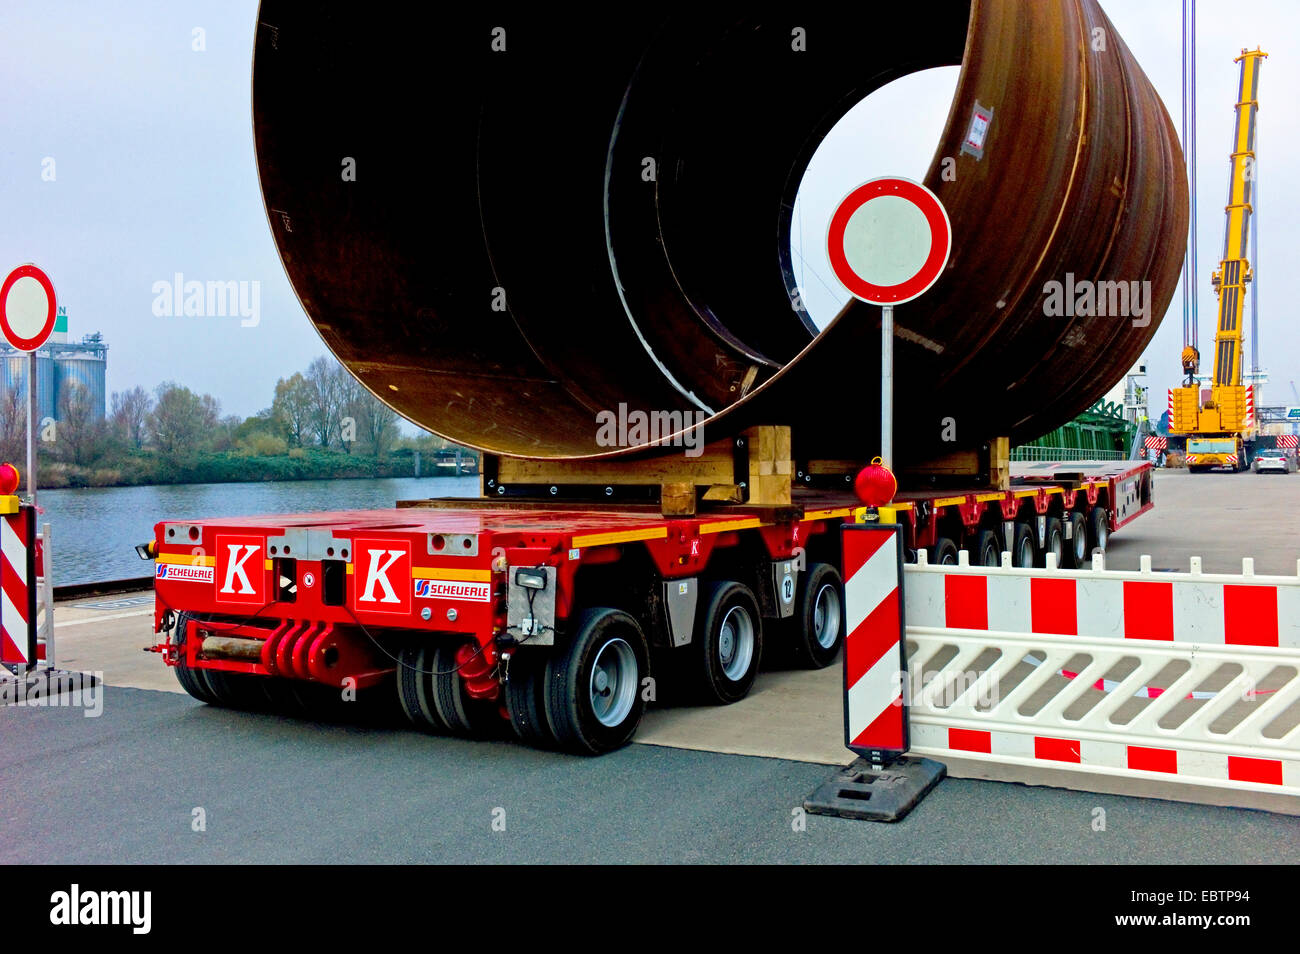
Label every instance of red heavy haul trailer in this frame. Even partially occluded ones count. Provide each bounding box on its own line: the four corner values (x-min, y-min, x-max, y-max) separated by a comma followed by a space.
147, 458, 1152, 754
148, 4, 1179, 754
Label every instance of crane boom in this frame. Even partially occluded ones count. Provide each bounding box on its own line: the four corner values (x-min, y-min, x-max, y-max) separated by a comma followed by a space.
1169, 48, 1265, 471
1211, 48, 1265, 391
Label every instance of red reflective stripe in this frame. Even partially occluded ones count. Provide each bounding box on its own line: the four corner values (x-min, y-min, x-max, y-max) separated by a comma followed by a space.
1034, 737, 1081, 763
948, 728, 992, 753
845, 588, 899, 689
1031, 577, 1077, 636
1127, 746, 1177, 774
851, 695, 905, 752
1227, 756, 1283, 785
1123, 580, 1174, 640
842, 528, 893, 580
944, 574, 988, 630
1223, 585, 1278, 647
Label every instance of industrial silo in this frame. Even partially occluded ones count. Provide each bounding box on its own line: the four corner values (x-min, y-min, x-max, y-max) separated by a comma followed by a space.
54, 353, 107, 420
2, 352, 57, 423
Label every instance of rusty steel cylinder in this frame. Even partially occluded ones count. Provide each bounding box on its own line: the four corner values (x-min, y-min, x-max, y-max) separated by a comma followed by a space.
251, 0, 1187, 464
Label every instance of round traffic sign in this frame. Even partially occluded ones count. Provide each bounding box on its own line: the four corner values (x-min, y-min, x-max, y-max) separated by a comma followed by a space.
827, 177, 951, 305
0, 264, 57, 351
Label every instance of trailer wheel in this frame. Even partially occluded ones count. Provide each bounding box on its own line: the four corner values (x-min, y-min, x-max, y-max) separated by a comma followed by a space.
431, 642, 501, 737
1040, 517, 1064, 568
788, 563, 845, 670
970, 529, 1001, 567
505, 648, 556, 748
1064, 512, 1089, 568
689, 581, 763, 704
544, 608, 649, 755
1089, 506, 1110, 553
172, 613, 218, 704
396, 644, 448, 733
929, 537, 960, 566
1011, 522, 1036, 568
202, 668, 267, 710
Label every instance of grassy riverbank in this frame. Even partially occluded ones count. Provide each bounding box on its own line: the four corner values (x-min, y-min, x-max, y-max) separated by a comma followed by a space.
35, 447, 476, 489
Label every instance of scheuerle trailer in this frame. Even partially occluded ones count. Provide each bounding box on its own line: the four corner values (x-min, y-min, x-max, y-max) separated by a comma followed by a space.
147, 460, 1152, 754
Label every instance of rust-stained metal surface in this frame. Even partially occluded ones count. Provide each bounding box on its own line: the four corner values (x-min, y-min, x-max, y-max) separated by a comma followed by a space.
251, 0, 1187, 463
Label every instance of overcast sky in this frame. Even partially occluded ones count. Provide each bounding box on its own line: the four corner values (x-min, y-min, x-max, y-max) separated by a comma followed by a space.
2, 1, 1298, 427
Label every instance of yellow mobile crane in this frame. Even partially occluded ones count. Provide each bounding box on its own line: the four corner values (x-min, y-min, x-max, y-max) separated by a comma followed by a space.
1171, 48, 1266, 472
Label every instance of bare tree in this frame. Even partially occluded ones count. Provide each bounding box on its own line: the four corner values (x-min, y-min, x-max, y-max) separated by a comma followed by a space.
357, 390, 400, 458
0, 386, 25, 465
336, 369, 365, 455
110, 386, 152, 449
272, 373, 315, 448
306, 356, 343, 449
57, 381, 105, 466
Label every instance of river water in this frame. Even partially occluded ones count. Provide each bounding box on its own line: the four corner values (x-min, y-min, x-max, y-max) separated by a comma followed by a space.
37, 476, 479, 586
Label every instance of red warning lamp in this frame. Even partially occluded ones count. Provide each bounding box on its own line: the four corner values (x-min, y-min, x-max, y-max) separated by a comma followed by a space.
853, 457, 896, 507
0, 462, 20, 496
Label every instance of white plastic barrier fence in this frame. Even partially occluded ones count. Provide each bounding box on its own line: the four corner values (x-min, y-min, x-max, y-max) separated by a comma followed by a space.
901, 551, 1300, 797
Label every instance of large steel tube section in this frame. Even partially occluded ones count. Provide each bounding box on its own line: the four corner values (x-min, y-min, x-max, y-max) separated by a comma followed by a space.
251, 0, 1187, 463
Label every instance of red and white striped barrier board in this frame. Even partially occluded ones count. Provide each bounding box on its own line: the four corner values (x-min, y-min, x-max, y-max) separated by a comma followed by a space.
1276, 435, 1298, 449
902, 553, 1300, 801
905, 554, 1300, 647
1144, 436, 1168, 450
842, 523, 908, 765
0, 505, 37, 671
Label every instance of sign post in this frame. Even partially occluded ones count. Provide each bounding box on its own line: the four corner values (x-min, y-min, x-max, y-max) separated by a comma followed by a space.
826, 177, 951, 469
0, 264, 59, 506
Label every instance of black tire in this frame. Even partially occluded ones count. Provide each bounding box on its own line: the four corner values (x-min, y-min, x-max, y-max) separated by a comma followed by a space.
202, 667, 266, 710
1011, 522, 1036, 568
970, 529, 1001, 567
544, 608, 649, 755
505, 648, 556, 747
690, 581, 764, 704
1089, 506, 1110, 553
1063, 512, 1089, 568
929, 536, 959, 566
788, 563, 845, 670
1040, 516, 1064, 568
396, 644, 448, 733
172, 612, 218, 704
431, 641, 501, 737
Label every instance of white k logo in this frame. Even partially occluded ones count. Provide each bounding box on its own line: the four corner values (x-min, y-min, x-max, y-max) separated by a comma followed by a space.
361, 549, 403, 603
221, 544, 260, 594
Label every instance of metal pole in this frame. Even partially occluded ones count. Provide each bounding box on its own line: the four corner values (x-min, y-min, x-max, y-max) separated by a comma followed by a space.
1189, 0, 1199, 353
25, 350, 35, 505
881, 304, 894, 470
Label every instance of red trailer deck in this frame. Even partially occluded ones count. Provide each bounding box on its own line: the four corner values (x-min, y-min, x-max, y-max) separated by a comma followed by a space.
148, 459, 1152, 754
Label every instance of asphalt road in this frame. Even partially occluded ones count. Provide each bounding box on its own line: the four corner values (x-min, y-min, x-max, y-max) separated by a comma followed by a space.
4, 466, 1299, 864
1107, 469, 1300, 575
2, 686, 1297, 864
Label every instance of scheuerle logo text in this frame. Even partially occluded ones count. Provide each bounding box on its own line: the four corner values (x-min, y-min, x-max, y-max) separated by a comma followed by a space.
50, 884, 151, 934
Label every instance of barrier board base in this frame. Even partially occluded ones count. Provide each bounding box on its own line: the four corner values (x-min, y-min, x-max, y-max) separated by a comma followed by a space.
804, 756, 947, 822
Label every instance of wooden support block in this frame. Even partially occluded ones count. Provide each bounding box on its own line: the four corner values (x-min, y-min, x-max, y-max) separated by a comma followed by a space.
660, 482, 696, 516
483, 425, 795, 507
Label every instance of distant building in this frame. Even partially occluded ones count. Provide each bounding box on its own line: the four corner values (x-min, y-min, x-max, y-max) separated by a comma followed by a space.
0, 309, 108, 420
